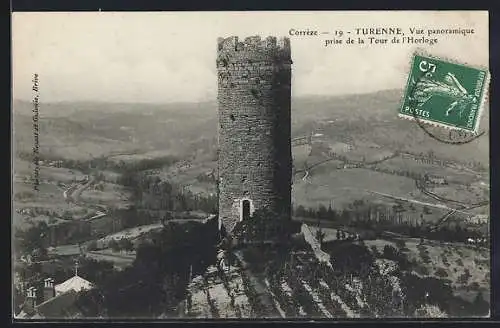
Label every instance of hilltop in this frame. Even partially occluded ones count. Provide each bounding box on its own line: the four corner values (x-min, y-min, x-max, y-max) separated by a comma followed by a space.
12, 90, 489, 164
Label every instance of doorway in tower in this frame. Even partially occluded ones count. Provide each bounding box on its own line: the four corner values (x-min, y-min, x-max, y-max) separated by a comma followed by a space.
241, 199, 251, 221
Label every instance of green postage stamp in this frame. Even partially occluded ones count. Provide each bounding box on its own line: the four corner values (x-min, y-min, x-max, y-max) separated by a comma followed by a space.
399, 53, 490, 133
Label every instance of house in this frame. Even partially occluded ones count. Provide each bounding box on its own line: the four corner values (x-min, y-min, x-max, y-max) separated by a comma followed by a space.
16, 268, 94, 319
54, 274, 94, 296
467, 214, 489, 225
425, 175, 447, 185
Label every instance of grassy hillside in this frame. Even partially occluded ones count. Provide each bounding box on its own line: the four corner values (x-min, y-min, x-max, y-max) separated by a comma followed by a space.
13, 90, 489, 164
12, 91, 489, 228
12, 100, 217, 160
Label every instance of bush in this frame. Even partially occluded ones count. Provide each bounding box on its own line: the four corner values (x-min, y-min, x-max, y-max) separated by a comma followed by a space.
441, 254, 449, 266
414, 265, 429, 276
458, 269, 471, 285
109, 239, 120, 252
119, 238, 134, 252
87, 240, 98, 251
414, 304, 447, 318
232, 208, 301, 243
395, 239, 406, 249
383, 245, 399, 260
469, 282, 480, 290
400, 273, 454, 316
370, 245, 380, 257
434, 267, 448, 278
419, 247, 431, 264
471, 291, 489, 316
327, 243, 375, 277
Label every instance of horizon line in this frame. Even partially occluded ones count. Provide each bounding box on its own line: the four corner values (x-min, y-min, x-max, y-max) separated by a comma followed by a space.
12, 88, 403, 105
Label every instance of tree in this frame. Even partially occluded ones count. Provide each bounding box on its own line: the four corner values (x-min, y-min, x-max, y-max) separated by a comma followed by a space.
370, 245, 380, 257
232, 208, 300, 244
87, 240, 98, 251
15, 222, 50, 257
13, 287, 25, 315
395, 239, 406, 249
469, 282, 480, 291
383, 245, 400, 261
318, 204, 328, 220
458, 268, 471, 285
341, 230, 347, 240
472, 291, 489, 315
295, 205, 306, 217
315, 228, 326, 247
435, 267, 448, 278
119, 238, 134, 252
75, 289, 106, 317
109, 239, 120, 252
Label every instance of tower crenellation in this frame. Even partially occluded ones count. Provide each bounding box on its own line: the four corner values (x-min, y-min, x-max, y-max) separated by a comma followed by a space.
217, 36, 291, 66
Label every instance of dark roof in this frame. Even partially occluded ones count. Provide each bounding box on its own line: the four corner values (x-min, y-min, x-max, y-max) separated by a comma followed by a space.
35, 289, 81, 318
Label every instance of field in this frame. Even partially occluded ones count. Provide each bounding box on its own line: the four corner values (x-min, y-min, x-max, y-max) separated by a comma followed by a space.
13, 159, 87, 229
430, 184, 489, 206
12, 157, 132, 230
79, 182, 131, 207
375, 157, 481, 185
293, 167, 416, 208
86, 250, 136, 270
95, 223, 163, 246
153, 157, 218, 196
107, 150, 179, 164
292, 144, 312, 166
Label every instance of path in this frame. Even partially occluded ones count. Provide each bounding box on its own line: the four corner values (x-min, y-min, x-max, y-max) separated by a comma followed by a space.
362, 189, 477, 215
233, 251, 282, 318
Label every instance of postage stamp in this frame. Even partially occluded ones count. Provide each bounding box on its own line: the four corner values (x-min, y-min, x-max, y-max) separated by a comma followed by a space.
399, 53, 490, 133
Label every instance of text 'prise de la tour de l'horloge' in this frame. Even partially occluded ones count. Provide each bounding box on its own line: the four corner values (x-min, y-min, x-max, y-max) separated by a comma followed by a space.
287, 27, 475, 47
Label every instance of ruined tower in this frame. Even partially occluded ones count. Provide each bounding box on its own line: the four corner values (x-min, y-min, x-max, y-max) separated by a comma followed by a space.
217, 35, 292, 234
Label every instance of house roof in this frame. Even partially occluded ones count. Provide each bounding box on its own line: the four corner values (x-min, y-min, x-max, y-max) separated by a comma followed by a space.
16, 290, 82, 319
55, 275, 94, 294
35, 289, 80, 319
16, 310, 31, 319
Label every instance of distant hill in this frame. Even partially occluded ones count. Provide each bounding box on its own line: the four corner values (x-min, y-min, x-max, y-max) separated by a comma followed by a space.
291, 90, 489, 165
12, 89, 489, 164
12, 100, 218, 160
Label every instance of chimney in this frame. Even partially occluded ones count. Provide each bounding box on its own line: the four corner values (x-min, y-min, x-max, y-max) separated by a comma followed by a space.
24, 287, 37, 314
43, 278, 55, 301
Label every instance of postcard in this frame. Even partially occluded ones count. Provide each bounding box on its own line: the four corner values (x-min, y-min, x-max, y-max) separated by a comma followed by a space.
12, 11, 490, 319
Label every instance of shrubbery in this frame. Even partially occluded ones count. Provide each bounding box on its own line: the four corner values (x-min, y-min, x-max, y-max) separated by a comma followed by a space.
434, 267, 448, 278
76, 221, 219, 318
458, 269, 471, 285
232, 208, 301, 244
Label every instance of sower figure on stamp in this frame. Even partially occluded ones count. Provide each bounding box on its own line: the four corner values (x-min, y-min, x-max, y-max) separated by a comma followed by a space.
410, 72, 477, 118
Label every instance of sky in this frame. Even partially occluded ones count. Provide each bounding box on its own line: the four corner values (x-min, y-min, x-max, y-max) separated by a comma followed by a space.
12, 11, 488, 103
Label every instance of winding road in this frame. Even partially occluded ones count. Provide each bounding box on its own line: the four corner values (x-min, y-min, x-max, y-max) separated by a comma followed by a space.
63, 175, 108, 212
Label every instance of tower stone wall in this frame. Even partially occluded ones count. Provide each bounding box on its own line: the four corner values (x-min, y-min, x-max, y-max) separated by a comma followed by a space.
217, 35, 292, 234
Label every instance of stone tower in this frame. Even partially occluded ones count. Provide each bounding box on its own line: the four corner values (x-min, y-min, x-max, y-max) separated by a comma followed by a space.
216, 35, 292, 234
